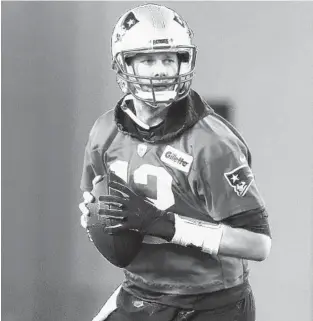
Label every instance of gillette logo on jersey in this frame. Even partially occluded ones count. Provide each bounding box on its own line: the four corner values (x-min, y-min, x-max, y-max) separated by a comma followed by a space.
224, 165, 255, 197
161, 146, 193, 173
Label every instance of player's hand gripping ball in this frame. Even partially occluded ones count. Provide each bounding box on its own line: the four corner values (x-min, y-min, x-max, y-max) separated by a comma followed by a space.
85, 174, 143, 268
101, 174, 168, 236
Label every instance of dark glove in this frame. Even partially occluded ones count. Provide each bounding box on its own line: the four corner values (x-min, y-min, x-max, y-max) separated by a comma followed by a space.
99, 172, 174, 238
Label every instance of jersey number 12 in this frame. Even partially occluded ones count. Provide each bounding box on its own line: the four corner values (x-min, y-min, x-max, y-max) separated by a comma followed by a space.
110, 160, 175, 210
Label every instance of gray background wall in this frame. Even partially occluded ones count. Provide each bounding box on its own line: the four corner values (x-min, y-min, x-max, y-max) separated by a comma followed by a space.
2, 2, 313, 321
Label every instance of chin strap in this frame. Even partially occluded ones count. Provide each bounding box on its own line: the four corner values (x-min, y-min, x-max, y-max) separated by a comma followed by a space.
138, 89, 176, 101
121, 95, 150, 130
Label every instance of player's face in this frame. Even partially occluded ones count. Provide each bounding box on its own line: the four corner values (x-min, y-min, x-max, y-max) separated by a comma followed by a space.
131, 52, 179, 92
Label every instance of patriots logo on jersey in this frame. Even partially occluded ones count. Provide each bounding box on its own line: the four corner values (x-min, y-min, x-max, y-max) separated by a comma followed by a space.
224, 165, 254, 197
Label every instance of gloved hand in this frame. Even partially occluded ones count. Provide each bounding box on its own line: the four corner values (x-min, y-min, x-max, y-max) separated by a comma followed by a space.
100, 172, 174, 239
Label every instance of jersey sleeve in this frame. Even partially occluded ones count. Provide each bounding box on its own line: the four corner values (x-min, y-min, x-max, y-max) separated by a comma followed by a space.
197, 143, 265, 221
80, 138, 96, 192
80, 121, 107, 192
222, 208, 271, 237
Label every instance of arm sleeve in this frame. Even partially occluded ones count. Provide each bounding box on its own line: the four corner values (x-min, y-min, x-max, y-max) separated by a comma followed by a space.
222, 207, 272, 238
197, 146, 266, 221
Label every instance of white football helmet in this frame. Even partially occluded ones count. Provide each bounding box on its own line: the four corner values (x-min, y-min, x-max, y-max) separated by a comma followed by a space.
111, 4, 197, 107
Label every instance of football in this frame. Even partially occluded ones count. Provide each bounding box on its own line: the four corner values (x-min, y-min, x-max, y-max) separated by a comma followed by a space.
86, 175, 143, 268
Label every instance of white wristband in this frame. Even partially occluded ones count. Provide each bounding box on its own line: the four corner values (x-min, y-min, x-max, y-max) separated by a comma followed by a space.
171, 214, 224, 256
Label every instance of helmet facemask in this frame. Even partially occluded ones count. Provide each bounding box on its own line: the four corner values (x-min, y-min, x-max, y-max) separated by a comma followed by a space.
113, 47, 196, 108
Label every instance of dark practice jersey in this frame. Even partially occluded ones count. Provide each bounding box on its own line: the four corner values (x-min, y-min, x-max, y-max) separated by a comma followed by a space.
80, 92, 265, 297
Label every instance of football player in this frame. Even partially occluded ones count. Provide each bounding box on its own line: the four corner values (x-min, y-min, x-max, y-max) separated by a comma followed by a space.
79, 4, 272, 321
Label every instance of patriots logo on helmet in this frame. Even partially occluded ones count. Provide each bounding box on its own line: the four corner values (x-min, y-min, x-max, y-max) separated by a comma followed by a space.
224, 165, 254, 197
114, 12, 139, 43
122, 12, 139, 30
173, 14, 185, 28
